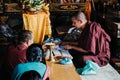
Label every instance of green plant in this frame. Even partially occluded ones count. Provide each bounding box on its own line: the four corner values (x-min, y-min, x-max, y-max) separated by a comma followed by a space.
23, 0, 46, 11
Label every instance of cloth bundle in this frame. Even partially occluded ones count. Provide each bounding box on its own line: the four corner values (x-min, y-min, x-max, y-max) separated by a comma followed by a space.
77, 60, 100, 75
59, 58, 72, 65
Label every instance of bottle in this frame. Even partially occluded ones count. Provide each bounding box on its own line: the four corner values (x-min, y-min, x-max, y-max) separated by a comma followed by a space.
49, 37, 55, 62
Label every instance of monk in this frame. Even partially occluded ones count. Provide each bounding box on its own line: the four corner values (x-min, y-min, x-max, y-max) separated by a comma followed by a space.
64, 11, 111, 68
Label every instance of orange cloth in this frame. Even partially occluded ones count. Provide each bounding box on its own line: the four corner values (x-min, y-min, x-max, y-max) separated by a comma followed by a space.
23, 11, 51, 44
84, 0, 91, 21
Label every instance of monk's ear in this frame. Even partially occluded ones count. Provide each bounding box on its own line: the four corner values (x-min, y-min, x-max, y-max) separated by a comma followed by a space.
78, 20, 82, 24
26, 40, 31, 46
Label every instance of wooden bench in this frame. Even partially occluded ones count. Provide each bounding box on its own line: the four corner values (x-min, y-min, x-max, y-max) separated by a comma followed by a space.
46, 59, 81, 80
45, 45, 81, 80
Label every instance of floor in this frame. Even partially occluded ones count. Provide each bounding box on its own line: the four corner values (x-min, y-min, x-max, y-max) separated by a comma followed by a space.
80, 64, 120, 80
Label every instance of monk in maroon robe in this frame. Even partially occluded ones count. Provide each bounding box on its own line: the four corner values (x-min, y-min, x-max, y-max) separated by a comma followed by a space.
64, 11, 111, 68
1, 30, 33, 80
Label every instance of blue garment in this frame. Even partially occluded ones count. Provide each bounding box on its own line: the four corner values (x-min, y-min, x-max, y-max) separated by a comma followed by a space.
77, 60, 100, 75
11, 62, 46, 80
59, 58, 73, 65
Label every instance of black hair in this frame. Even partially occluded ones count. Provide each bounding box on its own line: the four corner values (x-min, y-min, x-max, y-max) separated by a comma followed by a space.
20, 70, 42, 80
18, 30, 33, 43
70, 11, 81, 20
26, 43, 43, 62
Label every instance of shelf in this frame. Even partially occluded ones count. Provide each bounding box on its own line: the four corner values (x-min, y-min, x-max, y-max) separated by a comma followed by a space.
50, 3, 85, 12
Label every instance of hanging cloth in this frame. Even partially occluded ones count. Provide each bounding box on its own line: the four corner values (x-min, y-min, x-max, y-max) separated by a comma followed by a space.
84, 0, 92, 21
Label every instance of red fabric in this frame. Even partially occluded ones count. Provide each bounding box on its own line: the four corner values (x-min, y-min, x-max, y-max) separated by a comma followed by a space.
80, 22, 111, 66
4, 44, 27, 76
43, 66, 50, 80
71, 22, 111, 68
1, 44, 28, 80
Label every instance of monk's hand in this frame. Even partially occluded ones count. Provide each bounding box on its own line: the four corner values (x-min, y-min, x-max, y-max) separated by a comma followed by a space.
64, 45, 73, 50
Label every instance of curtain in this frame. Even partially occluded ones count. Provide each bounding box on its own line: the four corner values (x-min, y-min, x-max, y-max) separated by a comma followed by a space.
23, 11, 52, 44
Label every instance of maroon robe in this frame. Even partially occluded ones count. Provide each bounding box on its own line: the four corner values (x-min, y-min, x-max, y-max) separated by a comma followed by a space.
70, 22, 111, 68
2, 44, 27, 80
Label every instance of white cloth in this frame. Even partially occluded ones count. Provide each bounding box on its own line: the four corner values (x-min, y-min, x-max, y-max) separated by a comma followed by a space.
67, 27, 81, 33
80, 64, 120, 80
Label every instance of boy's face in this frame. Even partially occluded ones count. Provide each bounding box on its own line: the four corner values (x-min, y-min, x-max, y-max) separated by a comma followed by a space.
30, 35, 34, 45
28, 34, 34, 46
71, 17, 82, 29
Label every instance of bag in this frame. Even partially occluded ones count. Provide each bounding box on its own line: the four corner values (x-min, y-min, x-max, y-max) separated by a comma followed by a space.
0, 24, 14, 38
63, 28, 81, 42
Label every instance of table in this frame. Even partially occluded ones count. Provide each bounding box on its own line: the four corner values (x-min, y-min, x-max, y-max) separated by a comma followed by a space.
45, 45, 81, 80
23, 11, 52, 44
46, 59, 81, 80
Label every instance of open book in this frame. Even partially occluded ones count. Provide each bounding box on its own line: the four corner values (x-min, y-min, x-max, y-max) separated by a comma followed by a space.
44, 45, 73, 59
